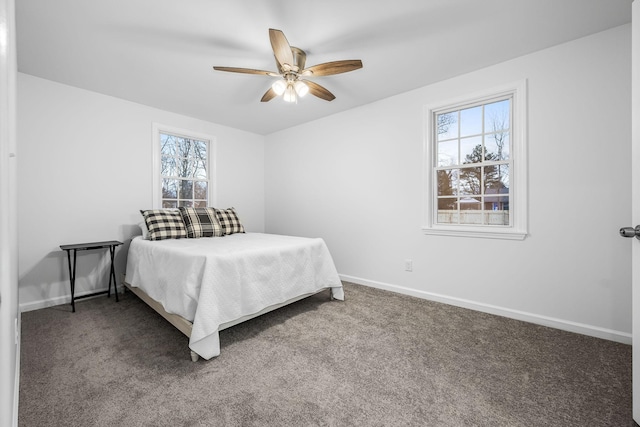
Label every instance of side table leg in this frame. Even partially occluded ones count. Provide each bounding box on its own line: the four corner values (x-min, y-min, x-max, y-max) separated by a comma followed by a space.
66, 249, 77, 313
109, 245, 119, 302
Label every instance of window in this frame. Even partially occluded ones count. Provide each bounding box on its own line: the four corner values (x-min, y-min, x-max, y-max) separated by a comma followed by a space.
423, 81, 527, 240
152, 124, 216, 209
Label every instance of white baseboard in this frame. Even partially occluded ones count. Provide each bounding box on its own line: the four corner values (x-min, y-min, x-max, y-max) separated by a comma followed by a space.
339, 274, 632, 345
19, 285, 120, 313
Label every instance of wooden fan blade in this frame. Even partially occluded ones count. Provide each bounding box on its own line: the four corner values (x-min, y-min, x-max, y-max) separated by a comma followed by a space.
269, 29, 294, 70
301, 60, 363, 76
303, 80, 336, 101
261, 87, 278, 102
213, 66, 279, 77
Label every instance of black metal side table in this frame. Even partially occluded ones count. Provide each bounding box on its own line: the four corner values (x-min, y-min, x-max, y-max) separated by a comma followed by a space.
60, 240, 123, 312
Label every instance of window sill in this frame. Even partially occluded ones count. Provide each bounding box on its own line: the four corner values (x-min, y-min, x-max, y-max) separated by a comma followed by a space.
421, 226, 527, 240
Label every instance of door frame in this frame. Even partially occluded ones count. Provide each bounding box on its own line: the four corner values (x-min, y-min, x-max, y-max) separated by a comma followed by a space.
0, 0, 19, 426
632, 0, 639, 422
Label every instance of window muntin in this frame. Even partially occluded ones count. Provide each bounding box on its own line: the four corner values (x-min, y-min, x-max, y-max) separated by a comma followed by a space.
435, 97, 511, 226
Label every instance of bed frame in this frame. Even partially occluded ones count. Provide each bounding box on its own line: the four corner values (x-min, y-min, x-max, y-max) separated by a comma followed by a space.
123, 281, 335, 361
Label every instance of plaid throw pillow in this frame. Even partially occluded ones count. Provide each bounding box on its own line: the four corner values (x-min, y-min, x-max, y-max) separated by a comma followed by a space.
179, 207, 223, 238
215, 207, 245, 235
140, 209, 187, 240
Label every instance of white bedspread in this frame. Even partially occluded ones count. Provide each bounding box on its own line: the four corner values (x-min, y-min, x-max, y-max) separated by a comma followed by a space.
125, 233, 344, 359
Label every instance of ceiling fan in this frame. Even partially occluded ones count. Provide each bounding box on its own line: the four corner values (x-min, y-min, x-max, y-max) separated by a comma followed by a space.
213, 29, 363, 103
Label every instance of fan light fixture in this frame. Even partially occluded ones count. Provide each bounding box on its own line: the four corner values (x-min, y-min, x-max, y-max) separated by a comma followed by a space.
294, 80, 309, 97
283, 84, 297, 103
272, 80, 309, 103
271, 80, 287, 96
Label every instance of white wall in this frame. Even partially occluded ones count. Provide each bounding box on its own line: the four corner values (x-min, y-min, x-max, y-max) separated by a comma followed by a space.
17, 74, 265, 310
265, 25, 632, 342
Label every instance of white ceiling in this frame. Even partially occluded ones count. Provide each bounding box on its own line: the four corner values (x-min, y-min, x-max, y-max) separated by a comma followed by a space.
16, 0, 631, 135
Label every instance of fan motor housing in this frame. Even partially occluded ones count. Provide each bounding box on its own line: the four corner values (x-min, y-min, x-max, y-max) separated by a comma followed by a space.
290, 47, 306, 71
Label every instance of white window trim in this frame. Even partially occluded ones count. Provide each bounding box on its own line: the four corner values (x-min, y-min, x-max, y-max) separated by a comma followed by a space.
422, 80, 528, 240
151, 123, 217, 209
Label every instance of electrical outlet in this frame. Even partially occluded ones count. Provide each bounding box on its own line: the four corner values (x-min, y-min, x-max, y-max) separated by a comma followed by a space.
404, 259, 413, 272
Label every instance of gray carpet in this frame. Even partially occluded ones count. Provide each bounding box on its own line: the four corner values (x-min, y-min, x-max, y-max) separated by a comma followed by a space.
19, 282, 633, 426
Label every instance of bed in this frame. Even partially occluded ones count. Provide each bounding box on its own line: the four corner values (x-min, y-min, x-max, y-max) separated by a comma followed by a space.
124, 232, 344, 361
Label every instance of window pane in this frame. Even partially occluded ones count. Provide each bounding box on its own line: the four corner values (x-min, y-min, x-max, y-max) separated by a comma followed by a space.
484, 133, 510, 161
177, 138, 193, 158
437, 112, 458, 140
438, 198, 457, 210
485, 195, 509, 210
162, 179, 178, 198
194, 181, 207, 199
437, 198, 458, 224
194, 200, 207, 208
180, 157, 198, 178
459, 167, 481, 195
483, 164, 509, 224
178, 200, 194, 208
437, 169, 459, 196
484, 194, 510, 211
460, 136, 482, 164
438, 140, 458, 166
194, 159, 207, 179
485, 197, 509, 225
161, 156, 177, 177
483, 165, 500, 191
458, 197, 482, 209
498, 164, 509, 189
458, 198, 482, 225
484, 99, 510, 132
162, 200, 177, 208
460, 106, 482, 137
160, 134, 176, 156
194, 141, 207, 161
179, 180, 193, 199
